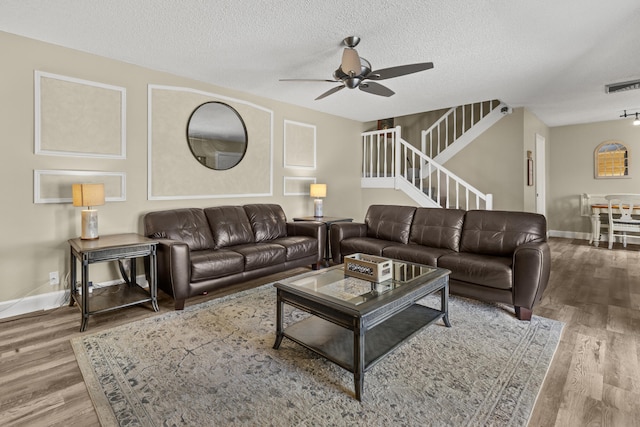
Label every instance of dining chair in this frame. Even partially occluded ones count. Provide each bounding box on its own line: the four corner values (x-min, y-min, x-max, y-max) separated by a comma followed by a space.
605, 194, 640, 249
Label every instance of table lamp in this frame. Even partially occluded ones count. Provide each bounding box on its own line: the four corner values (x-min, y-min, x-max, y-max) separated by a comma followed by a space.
72, 183, 105, 240
310, 183, 326, 218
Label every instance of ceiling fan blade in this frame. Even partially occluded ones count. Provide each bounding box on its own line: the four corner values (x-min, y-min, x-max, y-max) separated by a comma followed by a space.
369, 62, 434, 80
315, 85, 345, 100
359, 81, 395, 97
280, 78, 338, 83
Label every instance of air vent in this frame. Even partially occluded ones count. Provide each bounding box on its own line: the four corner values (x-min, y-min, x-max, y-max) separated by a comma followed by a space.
605, 79, 640, 94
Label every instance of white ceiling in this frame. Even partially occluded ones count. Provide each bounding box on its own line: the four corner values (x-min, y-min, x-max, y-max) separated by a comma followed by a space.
2, 0, 640, 127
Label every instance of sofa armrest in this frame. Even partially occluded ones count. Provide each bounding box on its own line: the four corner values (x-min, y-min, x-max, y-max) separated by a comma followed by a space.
287, 221, 326, 264
330, 222, 368, 263
512, 241, 551, 312
155, 239, 191, 309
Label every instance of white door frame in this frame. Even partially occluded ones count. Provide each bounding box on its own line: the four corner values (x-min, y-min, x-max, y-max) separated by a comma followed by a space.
535, 134, 546, 216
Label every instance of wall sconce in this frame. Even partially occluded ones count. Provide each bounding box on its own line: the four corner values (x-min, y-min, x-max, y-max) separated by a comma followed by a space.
72, 183, 105, 240
309, 183, 327, 218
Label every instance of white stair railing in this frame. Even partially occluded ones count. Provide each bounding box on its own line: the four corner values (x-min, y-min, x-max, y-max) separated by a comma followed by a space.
361, 128, 397, 187
421, 100, 507, 164
361, 126, 493, 210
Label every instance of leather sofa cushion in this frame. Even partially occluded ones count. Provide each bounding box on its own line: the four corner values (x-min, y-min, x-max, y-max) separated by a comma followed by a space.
383, 244, 452, 267
244, 204, 287, 242
231, 243, 286, 271
143, 208, 214, 251
438, 252, 513, 290
272, 236, 318, 261
365, 205, 416, 243
460, 210, 547, 256
409, 208, 465, 251
341, 237, 397, 257
190, 249, 244, 281
204, 206, 255, 249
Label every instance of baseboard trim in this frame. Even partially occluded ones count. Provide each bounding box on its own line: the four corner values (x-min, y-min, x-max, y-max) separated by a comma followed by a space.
548, 230, 590, 240
0, 290, 69, 320
549, 229, 640, 245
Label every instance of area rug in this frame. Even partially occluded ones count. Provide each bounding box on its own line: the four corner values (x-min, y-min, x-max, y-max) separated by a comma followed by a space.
71, 279, 563, 426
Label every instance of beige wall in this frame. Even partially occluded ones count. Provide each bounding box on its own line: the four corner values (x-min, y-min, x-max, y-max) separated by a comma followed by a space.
548, 119, 640, 234
0, 31, 366, 307
2, 30, 632, 314
438, 108, 525, 211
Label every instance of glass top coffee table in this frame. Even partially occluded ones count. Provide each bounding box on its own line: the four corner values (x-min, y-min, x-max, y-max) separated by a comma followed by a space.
273, 257, 451, 401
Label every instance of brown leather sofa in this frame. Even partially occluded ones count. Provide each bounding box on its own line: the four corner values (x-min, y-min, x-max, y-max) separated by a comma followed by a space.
330, 205, 550, 320
144, 204, 325, 309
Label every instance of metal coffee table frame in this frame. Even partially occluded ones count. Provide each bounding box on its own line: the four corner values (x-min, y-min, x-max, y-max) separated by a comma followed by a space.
273, 260, 450, 401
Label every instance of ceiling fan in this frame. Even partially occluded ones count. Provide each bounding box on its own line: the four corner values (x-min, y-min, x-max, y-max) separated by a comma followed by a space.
280, 36, 434, 100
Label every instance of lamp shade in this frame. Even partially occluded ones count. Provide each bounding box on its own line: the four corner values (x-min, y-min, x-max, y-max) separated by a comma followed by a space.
310, 184, 327, 198
72, 183, 105, 208
341, 48, 361, 76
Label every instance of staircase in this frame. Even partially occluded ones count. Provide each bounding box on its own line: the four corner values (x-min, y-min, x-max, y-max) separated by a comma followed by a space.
422, 100, 509, 165
361, 100, 508, 209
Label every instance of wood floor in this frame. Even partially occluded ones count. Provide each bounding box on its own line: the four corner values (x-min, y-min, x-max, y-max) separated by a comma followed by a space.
1, 238, 639, 426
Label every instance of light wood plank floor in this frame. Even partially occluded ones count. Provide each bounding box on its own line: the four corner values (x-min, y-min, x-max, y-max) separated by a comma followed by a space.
1, 238, 639, 426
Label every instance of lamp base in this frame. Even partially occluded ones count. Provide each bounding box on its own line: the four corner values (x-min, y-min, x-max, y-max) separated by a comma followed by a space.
314, 199, 323, 218
81, 209, 100, 240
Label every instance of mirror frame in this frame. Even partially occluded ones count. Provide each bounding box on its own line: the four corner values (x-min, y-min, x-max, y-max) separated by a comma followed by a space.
594, 140, 630, 179
186, 101, 248, 170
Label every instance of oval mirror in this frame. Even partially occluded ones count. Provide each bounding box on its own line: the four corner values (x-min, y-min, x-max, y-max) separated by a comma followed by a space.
186, 102, 248, 170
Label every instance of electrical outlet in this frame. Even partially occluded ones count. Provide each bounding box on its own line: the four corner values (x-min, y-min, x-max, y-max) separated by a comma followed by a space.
49, 271, 59, 286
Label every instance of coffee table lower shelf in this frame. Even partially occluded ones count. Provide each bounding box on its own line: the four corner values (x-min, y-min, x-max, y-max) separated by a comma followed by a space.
280, 304, 444, 386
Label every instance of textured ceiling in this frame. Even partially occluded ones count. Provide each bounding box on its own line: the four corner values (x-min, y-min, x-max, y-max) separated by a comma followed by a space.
1, 0, 640, 126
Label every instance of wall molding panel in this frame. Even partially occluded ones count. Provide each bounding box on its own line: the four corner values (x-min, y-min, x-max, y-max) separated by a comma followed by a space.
283, 176, 316, 196
283, 119, 316, 169
147, 85, 273, 200
34, 71, 126, 158
34, 169, 126, 204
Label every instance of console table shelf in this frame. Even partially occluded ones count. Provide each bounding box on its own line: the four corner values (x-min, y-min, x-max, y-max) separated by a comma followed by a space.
71, 283, 154, 315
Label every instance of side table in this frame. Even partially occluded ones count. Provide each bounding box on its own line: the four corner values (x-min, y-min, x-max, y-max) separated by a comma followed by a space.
68, 233, 159, 332
293, 216, 353, 265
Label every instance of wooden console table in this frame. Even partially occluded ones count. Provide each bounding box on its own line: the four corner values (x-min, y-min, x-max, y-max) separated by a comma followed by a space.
68, 233, 159, 331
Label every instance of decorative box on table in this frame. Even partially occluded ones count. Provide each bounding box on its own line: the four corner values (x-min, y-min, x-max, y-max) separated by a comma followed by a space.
344, 253, 393, 282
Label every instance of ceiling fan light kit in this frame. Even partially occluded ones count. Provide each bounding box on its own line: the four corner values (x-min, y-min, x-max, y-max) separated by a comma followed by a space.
280, 36, 434, 100
341, 48, 362, 76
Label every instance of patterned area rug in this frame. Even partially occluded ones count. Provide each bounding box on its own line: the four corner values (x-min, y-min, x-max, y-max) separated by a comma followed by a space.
71, 281, 563, 426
